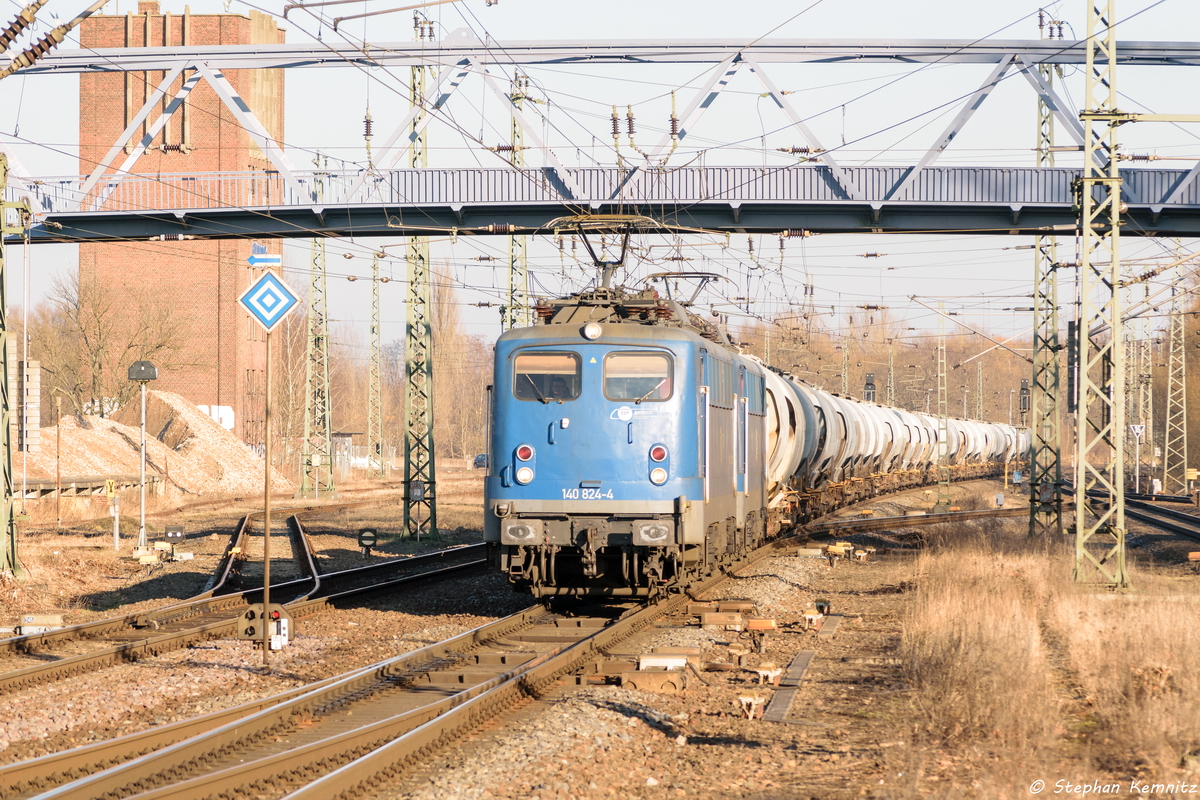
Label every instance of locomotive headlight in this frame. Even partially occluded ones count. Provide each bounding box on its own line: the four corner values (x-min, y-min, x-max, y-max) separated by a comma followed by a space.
582, 322, 602, 340
515, 466, 535, 484
515, 444, 534, 461
649, 467, 668, 485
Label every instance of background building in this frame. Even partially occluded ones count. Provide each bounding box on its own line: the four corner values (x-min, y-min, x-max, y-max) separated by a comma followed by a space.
77, 1, 285, 447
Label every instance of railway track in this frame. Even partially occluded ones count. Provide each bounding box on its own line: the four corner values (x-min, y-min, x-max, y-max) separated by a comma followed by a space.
1, 502, 1019, 799
1073, 486, 1200, 545
0, 504, 486, 696
1, 523, 808, 799
1125, 499, 1200, 543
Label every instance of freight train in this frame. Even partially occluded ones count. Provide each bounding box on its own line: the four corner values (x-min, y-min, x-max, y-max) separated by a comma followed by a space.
483, 280, 1028, 598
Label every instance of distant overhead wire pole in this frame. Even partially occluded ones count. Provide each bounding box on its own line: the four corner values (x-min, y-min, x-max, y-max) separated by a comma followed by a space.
302, 158, 335, 498
1162, 283, 1188, 494
502, 72, 531, 332
405, 12, 437, 540
935, 303, 950, 513
368, 252, 384, 478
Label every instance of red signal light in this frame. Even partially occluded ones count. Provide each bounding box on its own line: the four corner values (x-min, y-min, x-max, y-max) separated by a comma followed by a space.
516, 445, 534, 461
649, 445, 667, 462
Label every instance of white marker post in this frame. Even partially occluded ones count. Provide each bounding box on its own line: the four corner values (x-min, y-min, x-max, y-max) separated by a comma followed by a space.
1130, 425, 1145, 494
238, 267, 300, 667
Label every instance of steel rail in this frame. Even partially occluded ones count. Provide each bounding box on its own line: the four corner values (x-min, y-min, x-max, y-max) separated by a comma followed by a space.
0, 543, 487, 694
0, 514, 250, 655
1125, 500, 1200, 544
1, 499, 396, 653
0, 561, 494, 798
287, 515, 323, 601
23, 603, 541, 800
29, 538, 785, 800
280, 541, 796, 800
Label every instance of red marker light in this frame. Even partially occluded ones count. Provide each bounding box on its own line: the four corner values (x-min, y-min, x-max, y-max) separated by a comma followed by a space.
649, 445, 667, 462
516, 445, 534, 461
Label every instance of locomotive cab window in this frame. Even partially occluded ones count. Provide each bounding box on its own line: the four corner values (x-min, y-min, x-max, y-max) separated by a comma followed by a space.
513, 352, 581, 402
604, 352, 673, 402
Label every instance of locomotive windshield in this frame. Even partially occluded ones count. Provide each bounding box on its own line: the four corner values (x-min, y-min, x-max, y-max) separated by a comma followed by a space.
513, 351, 581, 401
604, 352, 673, 402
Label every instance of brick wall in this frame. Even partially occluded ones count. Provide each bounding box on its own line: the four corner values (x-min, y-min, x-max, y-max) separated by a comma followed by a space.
78, 3, 284, 447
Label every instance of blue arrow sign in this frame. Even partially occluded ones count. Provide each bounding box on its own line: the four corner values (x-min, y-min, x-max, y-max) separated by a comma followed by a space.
247, 254, 283, 267
238, 271, 300, 333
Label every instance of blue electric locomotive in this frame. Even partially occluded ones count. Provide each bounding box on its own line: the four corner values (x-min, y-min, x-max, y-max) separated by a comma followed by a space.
484, 282, 1027, 598
486, 284, 779, 597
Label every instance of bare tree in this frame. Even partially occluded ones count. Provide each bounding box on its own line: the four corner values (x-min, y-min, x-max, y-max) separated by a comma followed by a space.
30, 270, 194, 417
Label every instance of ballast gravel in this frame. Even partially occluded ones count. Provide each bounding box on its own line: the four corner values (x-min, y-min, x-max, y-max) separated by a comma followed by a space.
0, 570, 533, 765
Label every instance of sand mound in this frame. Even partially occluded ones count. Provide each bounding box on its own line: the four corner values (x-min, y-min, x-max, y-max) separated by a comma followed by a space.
26, 391, 293, 496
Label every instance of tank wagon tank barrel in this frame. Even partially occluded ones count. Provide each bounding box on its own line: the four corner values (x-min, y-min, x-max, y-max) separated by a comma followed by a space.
484, 282, 1028, 599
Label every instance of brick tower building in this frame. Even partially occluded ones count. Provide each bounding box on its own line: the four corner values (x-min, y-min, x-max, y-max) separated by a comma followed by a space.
78, 3, 285, 448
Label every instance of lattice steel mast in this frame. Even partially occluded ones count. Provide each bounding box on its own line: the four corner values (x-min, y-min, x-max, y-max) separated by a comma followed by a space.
840, 342, 849, 396
404, 14, 436, 538
1073, 0, 1127, 586
935, 304, 951, 512
1163, 288, 1188, 494
975, 361, 983, 420
1, 156, 29, 576
1030, 11, 1064, 538
301, 158, 335, 496
502, 72, 531, 332
886, 346, 895, 407
367, 252, 384, 477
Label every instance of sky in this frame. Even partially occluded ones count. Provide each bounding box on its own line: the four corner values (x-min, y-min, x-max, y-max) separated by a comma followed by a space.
2, 0, 1198, 357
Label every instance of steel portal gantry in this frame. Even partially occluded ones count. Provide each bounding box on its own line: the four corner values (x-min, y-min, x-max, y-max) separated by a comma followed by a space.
10, 35, 1200, 244
24, 36, 1200, 74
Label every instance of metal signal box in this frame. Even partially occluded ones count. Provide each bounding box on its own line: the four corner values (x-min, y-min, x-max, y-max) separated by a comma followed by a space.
236, 603, 293, 644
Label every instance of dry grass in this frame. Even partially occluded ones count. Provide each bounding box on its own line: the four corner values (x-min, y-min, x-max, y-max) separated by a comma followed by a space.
892, 518, 1200, 794
902, 542, 1060, 753
1048, 571, 1200, 780
0, 537, 133, 618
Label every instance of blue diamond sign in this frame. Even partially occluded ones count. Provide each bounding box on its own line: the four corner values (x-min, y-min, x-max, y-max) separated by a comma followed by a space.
238, 271, 300, 333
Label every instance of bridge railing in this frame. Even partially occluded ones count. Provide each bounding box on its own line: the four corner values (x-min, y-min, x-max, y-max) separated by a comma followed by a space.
5, 165, 1199, 217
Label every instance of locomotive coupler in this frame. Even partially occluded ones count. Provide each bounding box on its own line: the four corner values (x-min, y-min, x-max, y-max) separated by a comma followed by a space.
581, 527, 599, 578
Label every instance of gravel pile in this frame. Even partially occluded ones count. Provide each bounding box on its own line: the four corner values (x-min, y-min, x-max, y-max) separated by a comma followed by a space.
26, 391, 293, 496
